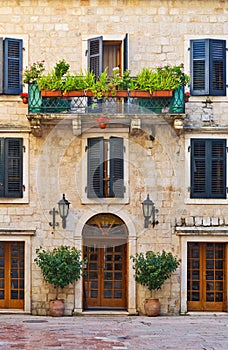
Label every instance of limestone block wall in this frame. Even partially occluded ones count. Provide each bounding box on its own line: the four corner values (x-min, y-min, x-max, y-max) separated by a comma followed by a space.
0, 0, 227, 315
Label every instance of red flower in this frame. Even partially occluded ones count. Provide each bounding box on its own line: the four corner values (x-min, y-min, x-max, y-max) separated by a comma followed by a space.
19, 92, 28, 99
95, 117, 110, 123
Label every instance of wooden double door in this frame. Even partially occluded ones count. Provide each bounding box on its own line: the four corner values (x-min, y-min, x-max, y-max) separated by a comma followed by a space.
0, 242, 24, 309
187, 242, 226, 311
83, 244, 127, 309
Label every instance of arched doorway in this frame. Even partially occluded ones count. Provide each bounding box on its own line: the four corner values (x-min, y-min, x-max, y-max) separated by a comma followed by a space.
82, 213, 128, 310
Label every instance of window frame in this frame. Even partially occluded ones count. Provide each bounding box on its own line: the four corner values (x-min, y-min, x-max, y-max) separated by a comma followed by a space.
184, 35, 227, 100
81, 131, 129, 205
82, 34, 129, 76
185, 134, 228, 204
0, 133, 29, 204
190, 38, 226, 96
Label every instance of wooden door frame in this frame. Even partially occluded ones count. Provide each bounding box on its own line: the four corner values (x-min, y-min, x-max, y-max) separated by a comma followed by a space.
179, 234, 228, 314
73, 209, 137, 315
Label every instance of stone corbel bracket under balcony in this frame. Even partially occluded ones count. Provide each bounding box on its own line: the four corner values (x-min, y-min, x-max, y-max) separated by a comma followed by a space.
26, 113, 186, 137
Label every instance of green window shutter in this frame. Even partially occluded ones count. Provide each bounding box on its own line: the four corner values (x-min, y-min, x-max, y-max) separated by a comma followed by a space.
4, 38, 23, 95
87, 137, 104, 198
109, 137, 124, 198
0, 38, 3, 94
4, 138, 23, 198
0, 139, 4, 197
88, 36, 103, 79
191, 139, 226, 199
190, 39, 226, 96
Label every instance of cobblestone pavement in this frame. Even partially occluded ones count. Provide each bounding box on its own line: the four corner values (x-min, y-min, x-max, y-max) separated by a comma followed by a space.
0, 314, 227, 349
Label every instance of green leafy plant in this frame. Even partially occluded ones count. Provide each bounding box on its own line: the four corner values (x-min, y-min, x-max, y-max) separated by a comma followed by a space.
133, 64, 190, 93
54, 59, 70, 78
90, 67, 109, 99
130, 250, 180, 293
23, 61, 45, 84
34, 245, 87, 299
37, 72, 64, 91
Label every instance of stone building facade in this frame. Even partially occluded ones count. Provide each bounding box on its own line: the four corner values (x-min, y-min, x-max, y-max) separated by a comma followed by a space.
0, 0, 228, 316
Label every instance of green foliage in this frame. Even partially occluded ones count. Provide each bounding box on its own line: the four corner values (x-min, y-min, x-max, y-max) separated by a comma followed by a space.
130, 250, 180, 291
32, 59, 189, 95
37, 72, 64, 91
34, 245, 87, 299
54, 59, 70, 78
23, 61, 45, 84
90, 67, 109, 99
133, 64, 190, 93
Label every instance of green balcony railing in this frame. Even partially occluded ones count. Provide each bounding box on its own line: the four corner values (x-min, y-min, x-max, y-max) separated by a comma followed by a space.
28, 84, 185, 115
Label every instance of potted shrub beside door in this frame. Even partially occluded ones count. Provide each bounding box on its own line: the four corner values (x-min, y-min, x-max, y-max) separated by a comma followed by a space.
34, 245, 87, 316
131, 250, 180, 316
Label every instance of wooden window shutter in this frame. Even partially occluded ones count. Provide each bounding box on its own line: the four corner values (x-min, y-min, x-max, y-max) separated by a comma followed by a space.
87, 137, 104, 198
0, 139, 4, 197
109, 137, 124, 198
4, 138, 23, 198
88, 36, 103, 79
123, 33, 129, 71
211, 139, 226, 198
191, 139, 226, 199
190, 39, 226, 96
4, 38, 23, 95
190, 39, 209, 95
0, 38, 3, 94
191, 139, 207, 198
209, 39, 226, 96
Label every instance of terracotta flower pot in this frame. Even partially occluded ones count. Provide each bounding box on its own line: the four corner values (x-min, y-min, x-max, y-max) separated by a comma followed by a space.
49, 299, 65, 317
22, 97, 28, 104
99, 122, 107, 129
144, 298, 161, 317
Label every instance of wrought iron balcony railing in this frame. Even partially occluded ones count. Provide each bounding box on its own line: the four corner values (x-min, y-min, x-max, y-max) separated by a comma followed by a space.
28, 84, 185, 115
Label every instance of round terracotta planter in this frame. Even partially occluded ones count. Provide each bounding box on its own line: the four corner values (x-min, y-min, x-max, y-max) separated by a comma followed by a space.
99, 122, 107, 129
22, 97, 28, 104
144, 298, 161, 317
49, 299, 65, 317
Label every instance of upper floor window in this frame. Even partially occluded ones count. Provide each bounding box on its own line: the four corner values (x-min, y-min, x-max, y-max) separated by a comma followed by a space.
0, 138, 23, 198
190, 138, 226, 199
87, 136, 124, 198
0, 38, 23, 95
190, 39, 226, 96
87, 34, 128, 78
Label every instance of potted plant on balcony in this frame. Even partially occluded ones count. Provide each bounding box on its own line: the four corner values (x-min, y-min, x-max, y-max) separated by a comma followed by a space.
37, 59, 70, 96
22, 60, 45, 112
62, 70, 95, 97
19, 92, 28, 104
34, 245, 87, 316
130, 64, 189, 97
130, 250, 180, 316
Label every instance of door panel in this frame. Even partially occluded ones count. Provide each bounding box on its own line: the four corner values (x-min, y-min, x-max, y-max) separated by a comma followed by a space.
0, 242, 24, 309
83, 244, 126, 309
187, 242, 226, 311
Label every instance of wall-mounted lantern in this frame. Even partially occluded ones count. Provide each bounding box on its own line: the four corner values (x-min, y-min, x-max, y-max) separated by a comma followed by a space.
49, 194, 70, 229
142, 194, 158, 228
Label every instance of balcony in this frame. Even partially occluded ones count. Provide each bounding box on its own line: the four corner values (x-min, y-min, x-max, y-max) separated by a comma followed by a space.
27, 84, 186, 137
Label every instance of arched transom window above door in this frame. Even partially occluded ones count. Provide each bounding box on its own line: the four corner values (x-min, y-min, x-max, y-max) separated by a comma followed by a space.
82, 213, 128, 248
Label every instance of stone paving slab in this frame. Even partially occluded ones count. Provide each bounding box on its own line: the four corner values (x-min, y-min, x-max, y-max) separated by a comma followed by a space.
0, 315, 227, 349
